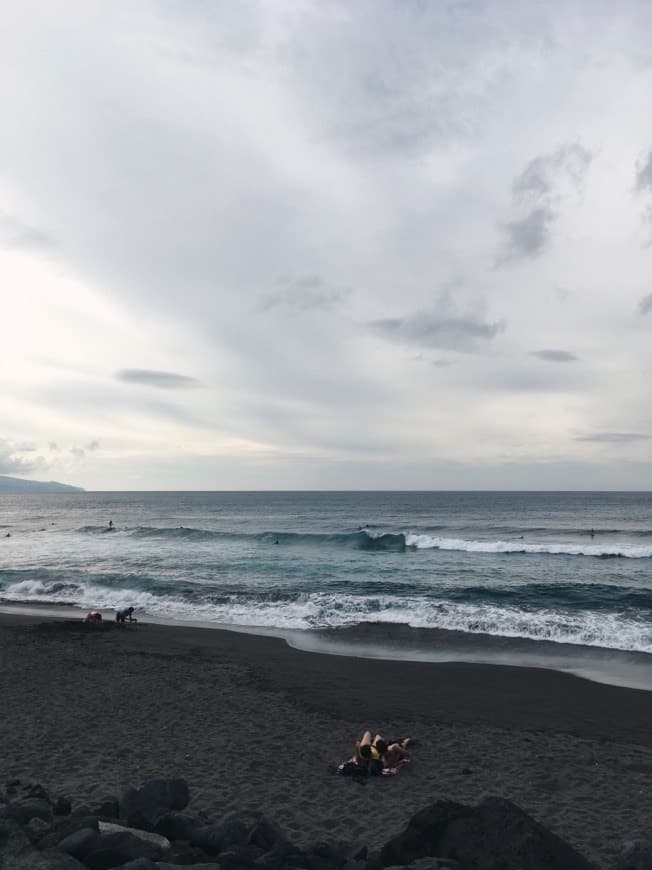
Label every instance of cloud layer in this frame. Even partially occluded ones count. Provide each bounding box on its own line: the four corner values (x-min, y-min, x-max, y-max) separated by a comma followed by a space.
2, 1, 652, 489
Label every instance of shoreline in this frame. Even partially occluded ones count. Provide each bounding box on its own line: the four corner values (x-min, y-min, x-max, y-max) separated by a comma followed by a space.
2, 610, 652, 869
2, 601, 651, 693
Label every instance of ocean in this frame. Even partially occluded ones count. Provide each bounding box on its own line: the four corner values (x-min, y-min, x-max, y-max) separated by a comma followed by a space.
1, 490, 651, 688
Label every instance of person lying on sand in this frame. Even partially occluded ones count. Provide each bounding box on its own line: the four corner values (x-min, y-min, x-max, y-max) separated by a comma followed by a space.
83, 611, 103, 624
374, 735, 411, 769
355, 731, 411, 771
339, 731, 412, 778
116, 606, 137, 624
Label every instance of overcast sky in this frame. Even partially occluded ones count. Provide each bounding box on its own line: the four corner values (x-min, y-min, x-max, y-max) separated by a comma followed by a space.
2, 0, 652, 490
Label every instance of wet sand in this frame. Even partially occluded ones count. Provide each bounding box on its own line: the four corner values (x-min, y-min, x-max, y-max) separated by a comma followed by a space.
1, 611, 651, 869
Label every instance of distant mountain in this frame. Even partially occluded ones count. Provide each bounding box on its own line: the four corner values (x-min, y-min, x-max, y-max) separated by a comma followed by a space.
0, 475, 85, 493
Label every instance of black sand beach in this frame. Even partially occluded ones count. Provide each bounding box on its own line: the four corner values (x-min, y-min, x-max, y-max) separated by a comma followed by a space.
1, 611, 651, 869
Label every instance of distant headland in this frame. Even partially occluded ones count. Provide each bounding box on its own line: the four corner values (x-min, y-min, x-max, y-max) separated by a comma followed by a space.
0, 475, 85, 493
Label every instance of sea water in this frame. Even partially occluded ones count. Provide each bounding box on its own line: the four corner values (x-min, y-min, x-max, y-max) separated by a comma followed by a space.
1, 491, 651, 687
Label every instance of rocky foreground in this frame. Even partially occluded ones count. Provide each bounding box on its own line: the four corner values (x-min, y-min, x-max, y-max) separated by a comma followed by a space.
2, 777, 650, 870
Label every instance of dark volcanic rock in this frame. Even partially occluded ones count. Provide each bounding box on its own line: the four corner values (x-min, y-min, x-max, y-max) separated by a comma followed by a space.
39, 816, 100, 850
120, 780, 189, 831
153, 811, 200, 842
190, 810, 261, 855
56, 826, 100, 859
157, 863, 222, 870
113, 859, 159, 870
0, 822, 85, 869
6, 851, 87, 869
379, 797, 595, 870
7, 796, 54, 825
82, 830, 164, 870
163, 840, 215, 864
53, 797, 72, 817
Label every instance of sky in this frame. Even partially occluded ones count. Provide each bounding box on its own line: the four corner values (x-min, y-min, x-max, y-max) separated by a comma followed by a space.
2, 0, 652, 491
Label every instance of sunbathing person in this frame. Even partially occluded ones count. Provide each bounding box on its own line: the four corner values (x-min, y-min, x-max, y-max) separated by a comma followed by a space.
373, 735, 411, 769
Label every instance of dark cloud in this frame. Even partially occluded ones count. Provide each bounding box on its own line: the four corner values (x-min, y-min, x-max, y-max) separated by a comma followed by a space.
86, 440, 100, 451
370, 310, 505, 352
500, 207, 554, 261
499, 144, 591, 264
259, 275, 349, 313
513, 144, 592, 201
0, 211, 56, 253
115, 369, 200, 389
70, 446, 85, 457
638, 293, 652, 314
635, 152, 652, 193
530, 349, 579, 362
48, 442, 58, 451
575, 432, 652, 443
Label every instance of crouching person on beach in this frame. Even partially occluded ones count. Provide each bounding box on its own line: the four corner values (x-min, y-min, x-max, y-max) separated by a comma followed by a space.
116, 606, 137, 624
83, 611, 103, 624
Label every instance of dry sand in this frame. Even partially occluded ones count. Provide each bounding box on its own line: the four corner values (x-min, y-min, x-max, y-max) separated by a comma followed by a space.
1, 611, 651, 869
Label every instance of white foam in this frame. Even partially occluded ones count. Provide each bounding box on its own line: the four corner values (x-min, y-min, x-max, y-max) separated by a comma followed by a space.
406, 534, 652, 558
3, 580, 650, 654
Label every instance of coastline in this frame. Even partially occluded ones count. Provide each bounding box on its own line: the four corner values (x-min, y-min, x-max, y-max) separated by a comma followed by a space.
2, 610, 652, 869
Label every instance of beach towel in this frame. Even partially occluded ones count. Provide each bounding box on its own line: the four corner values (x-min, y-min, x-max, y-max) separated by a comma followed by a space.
337, 761, 400, 777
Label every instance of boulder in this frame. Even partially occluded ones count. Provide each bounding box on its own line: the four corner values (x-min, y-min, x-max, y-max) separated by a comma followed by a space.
379, 797, 595, 870
157, 864, 222, 870
39, 816, 100, 850
81, 829, 165, 870
120, 781, 189, 831
163, 840, 214, 865
152, 811, 200, 842
27, 816, 53, 842
190, 810, 261, 855
111, 860, 158, 870
53, 797, 72, 817
304, 840, 352, 870
57, 827, 100, 859
6, 797, 54, 825
217, 844, 265, 869
97, 821, 170, 852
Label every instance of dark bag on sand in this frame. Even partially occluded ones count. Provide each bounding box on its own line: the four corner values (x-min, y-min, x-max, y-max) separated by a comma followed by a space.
340, 762, 367, 777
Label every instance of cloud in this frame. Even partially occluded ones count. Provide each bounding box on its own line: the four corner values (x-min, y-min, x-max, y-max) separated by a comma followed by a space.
86, 440, 100, 451
499, 144, 591, 264
575, 432, 652, 443
70, 446, 85, 457
513, 144, 592, 201
530, 349, 579, 362
259, 275, 349, 313
638, 293, 652, 314
0, 438, 46, 474
48, 441, 58, 451
500, 207, 554, 261
370, 310, 505, 352
115, 369, 200, 389
635, 152, 652, 193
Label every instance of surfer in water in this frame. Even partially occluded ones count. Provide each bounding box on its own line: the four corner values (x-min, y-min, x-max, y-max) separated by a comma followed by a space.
108, 520, 114, 530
